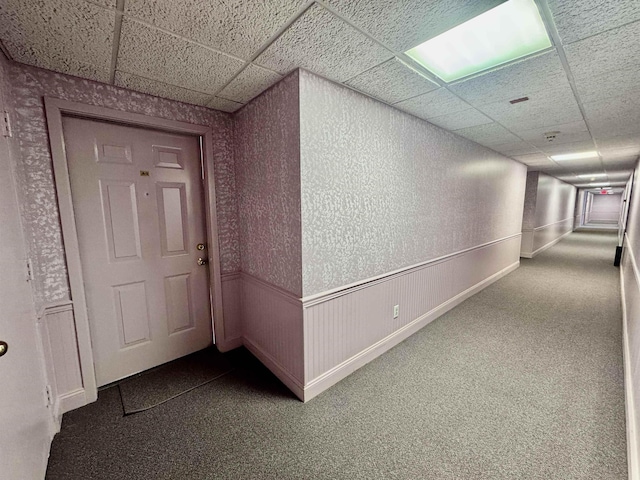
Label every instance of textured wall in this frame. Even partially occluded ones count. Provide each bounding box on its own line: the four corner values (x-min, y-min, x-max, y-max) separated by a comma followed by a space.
234, 71, 302, 296
298, 70, 527, 296
7, 62, 240, 308
522, 171, 540, 230
621, 160, 640, 476
533, 173, 577, 228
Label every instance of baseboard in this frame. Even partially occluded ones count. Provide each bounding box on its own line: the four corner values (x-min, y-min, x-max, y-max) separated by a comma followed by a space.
243, 336, 305, 401
217, 336, 243, 352
521, 229, 572, 258
621, 246, 640, 480
302, 260, 520, 402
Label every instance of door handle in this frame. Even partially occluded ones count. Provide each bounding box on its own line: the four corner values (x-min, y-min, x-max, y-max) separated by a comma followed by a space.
0, 341, 7, 357
197, 257, 208, 266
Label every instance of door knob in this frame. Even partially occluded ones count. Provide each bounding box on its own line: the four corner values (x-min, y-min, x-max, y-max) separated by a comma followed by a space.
197, 243, 206, 251
197, 257, 208, 266
0, 341, 7, 357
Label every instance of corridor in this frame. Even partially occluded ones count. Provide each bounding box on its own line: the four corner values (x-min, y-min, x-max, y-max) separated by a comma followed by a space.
46, 231, 627, 479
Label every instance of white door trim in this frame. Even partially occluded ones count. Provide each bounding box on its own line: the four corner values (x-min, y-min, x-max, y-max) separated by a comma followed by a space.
44, 97, 227, 405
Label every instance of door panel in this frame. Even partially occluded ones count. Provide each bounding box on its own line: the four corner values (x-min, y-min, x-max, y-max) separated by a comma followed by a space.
62, 117, 212, 386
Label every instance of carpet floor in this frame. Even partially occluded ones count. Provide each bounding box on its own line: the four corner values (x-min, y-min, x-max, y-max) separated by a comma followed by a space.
46, 231, 627, 479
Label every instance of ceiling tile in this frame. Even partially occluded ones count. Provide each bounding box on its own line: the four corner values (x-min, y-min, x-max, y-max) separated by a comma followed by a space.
491, 141, 540, 156
218, 64, 282, 103
449, 51, 568, 105
476, 86, 583, 132
606, 171, 633, 182
0, 0, 114, 82
548, 0, 640, 45
513, 153, 553, 165
596, 134, 640, 152
539, 140, 597, 156
564, 20, 640, 80
124, 0, 305, 59
255, 4, 392, 82
427, 108, 493, 131
323, 0, 504, 52
118, 19, 244, 94
583, 93, 640, 138
115, 70, 212, 106
572, 66, 640, 104
602, 156, 639, 169
394, 88, 469, 119
455, 122, 521, 146
344, 58, 438, 104
513, 120, 588, 141
206, 96, 244, 113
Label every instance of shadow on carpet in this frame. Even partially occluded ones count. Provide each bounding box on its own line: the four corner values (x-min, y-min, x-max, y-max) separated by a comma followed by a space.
118, 347, 233, 415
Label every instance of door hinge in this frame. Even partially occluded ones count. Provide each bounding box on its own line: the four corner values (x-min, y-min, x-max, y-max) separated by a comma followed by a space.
2, 110, 12, 138
45, 385, 53, 406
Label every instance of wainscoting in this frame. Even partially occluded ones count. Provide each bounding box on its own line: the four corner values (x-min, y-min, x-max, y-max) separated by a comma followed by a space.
621, 234, 640, 480
521, 218, 573, 258
220, 272, 243, 350
301, 234, 522, 401
240, 273, 304, 399
37, 301, 85, 430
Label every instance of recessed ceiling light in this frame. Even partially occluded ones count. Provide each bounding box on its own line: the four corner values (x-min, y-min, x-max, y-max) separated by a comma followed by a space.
589, 182, 610, 187
550, 151, 599, 161
404, 0, 552, 83
577, 173, 607, 178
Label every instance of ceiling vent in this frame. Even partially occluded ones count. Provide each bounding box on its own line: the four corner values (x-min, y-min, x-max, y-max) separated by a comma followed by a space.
509, 96, 529, 104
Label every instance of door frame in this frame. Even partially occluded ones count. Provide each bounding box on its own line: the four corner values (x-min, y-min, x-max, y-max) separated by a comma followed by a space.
44, 97, 226, 404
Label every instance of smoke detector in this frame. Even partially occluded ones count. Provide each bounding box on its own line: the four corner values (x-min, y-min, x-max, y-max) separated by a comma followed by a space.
544, 131, 560, 142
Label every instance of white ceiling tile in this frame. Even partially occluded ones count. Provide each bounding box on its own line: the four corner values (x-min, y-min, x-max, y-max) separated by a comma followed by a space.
448, 51, 568, 105
491, 142, 540, 156
455, 122, 521, 146
394, 88, 469, 119
564, 20, 640, 80
476, 86, 583, 132
218, 64, 282, 103
427, 108, 493, 131
583, 93, 640, 138
89, 0, 117, 7
114, 71, 212, 106
513, 153, 553, 165
323, 0, 504, 52
606, 171, 633, 182
255, 4, 392, 82
513, 120, 588, 140
206, 96, 244, 113
344, 58, 438, 104
528, 131, 592, 148
602, 156, 639, 169
572, 66, 640, 104
538, 140, 597, 156
548, 0, 640, 45
596, 134, 640, 151
0, 0, 114, 82
124, 0, 305, 59
118, 19, 244, 94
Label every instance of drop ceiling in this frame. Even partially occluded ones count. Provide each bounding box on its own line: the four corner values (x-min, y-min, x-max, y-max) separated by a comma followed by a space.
0, 0, 638, 187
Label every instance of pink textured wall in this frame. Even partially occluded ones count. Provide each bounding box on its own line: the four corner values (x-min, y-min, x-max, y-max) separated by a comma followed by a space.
7, 62, 240, 308
233, 70, 302, 296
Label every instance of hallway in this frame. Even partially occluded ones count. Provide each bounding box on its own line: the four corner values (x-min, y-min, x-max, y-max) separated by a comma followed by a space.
46, 230, 626, 479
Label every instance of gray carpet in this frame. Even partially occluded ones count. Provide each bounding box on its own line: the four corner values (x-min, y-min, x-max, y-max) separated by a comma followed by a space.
46, 231, 627, 479
118, 347, 234, 415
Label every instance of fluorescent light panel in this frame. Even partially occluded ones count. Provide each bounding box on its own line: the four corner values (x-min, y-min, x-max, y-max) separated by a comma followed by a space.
577, 173, 607, 178
405, 0, 552, 83
550, 151, 599, 161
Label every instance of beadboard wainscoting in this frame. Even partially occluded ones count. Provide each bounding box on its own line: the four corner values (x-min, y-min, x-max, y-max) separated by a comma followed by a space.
621, 234, 640, 480
301, 234, 522, 402
240, 273, 305, 400
521, 218, 573, 258
220, 273, 243, 350
37, 302, 85, 430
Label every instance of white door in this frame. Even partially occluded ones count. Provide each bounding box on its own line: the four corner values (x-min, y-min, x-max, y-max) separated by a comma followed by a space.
62, 117, 213, 386
0, 114, 51, 476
